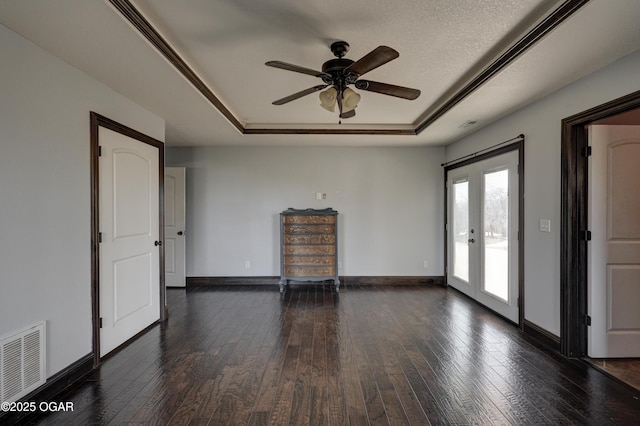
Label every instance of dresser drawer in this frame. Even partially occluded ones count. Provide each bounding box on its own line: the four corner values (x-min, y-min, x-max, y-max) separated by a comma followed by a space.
283, 234, 336, 245
282, 245, 335, 255
284, 266, 336, 277
283, 224, 335, 235
283, 255, 335, 266
283, 215, 336, 224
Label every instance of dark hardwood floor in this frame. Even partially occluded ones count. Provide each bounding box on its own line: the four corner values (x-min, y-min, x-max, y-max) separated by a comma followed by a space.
26, 283, 640, 425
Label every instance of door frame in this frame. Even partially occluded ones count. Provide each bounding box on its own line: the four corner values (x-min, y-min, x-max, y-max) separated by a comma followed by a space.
560, 89, 640, 357
444, 140, 525, 326
90, 112, 165, 366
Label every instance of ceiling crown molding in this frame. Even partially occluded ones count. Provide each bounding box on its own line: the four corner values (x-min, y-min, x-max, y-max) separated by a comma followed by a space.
106, 0, 244, 133
107, 0, 590, 136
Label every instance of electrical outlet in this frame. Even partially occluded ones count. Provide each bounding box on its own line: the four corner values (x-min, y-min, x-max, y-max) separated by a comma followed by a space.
423, 260, 429, 269
245, 260, 250, 269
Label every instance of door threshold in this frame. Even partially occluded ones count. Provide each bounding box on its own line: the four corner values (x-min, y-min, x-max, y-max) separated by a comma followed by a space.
583, 357, 640, 392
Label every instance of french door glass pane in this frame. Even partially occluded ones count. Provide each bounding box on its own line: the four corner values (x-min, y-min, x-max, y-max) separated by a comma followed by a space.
453, 180, 469, 282
483, 169, 509, 301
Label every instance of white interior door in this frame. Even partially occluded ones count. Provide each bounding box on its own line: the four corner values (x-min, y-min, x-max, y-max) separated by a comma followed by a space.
99, 127, 160, 356
447, 150, 519, 323
165, 167, 186, 287
588, 125, 640, 358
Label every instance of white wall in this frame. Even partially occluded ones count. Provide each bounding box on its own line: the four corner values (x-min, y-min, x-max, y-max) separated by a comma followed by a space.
166, 145, 445, 277
445, 50, 640, 336
0, 24, 164, 377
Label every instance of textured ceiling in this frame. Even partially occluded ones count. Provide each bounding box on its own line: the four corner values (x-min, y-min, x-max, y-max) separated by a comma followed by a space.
132, 0, 550, 126
0, 0, 638, 146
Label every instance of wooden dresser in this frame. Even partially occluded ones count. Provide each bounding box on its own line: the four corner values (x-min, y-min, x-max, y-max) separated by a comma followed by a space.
279, 208, 340, 293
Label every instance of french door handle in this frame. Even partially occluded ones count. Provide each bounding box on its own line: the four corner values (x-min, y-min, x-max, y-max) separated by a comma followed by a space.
154, 240, 162, 246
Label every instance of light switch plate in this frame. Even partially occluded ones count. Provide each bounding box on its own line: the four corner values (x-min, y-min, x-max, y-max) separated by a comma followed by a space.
540, 219, 551, 233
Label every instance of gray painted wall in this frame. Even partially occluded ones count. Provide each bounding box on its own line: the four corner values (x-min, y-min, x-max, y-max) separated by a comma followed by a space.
168, 50, 640, 339
165, 146, 445, 277
446, 50, 640, 336
0, 24, 164, 377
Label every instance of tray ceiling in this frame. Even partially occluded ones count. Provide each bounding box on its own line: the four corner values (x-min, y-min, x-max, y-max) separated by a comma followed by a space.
0, 0, 638, 146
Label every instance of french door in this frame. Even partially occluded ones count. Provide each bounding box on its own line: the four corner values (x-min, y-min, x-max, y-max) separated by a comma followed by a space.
447, 150, 520, 323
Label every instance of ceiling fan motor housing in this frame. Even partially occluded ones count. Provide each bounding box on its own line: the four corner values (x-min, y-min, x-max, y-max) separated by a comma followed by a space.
322, 58, 357, 86
330, 40, 349, 58
321, 41, 359, 86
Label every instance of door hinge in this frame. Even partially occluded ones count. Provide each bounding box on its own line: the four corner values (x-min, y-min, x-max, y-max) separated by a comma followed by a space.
99, 317, 103, 328
98, 146, 102, 157
584, 146, 592, 157
582, 230, 592, 241
585, 315, 592, 326
98, 232, 102, 243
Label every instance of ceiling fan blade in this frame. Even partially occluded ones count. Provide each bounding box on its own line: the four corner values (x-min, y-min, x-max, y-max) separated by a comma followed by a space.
340, 109, 356, 119
355, 80, 421, 100
265, 61, 331, 79
345, 46, 399, 77
272, 84, 328, 105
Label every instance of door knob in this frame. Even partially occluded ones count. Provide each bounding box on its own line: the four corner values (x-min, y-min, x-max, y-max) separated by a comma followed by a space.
468, 238, 475, 243
177, 231, 183, 236
154, 240, 162, 246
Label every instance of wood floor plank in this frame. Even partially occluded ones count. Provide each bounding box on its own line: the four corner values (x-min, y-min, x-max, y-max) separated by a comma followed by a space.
266, 288, 306, 425
377, 340, 430, 425
22, 283, 640, 426
288, 288, 315, 426
336, 311, 370, 425
308, 287, 329, 426
324, 289, 349, 425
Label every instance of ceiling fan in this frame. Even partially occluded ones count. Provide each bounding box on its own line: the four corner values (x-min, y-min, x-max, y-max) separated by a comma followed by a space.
265, 41, 421, 120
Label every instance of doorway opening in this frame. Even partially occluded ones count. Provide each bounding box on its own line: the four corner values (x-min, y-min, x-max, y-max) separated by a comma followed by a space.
560, 90, 640, 390
445, 139, 524, 326
90, 112, 165, 366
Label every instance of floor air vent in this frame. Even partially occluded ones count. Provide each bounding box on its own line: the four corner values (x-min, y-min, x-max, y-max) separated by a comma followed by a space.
0, 322, 46, 402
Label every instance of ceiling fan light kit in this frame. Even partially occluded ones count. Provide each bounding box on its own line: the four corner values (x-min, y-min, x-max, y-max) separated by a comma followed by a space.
319, 87, 337, 112
341, 88, 361, 113
319, 86, 360, 114
266, 40, 420, 120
